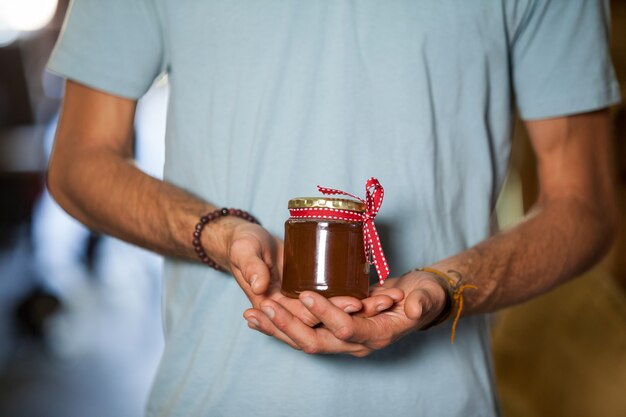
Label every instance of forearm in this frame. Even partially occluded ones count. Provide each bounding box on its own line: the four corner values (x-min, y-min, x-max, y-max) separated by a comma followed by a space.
46, 81, 246, 266
428, 110, 618, 315
431, 195, 616, 315
47, 147, 233, 264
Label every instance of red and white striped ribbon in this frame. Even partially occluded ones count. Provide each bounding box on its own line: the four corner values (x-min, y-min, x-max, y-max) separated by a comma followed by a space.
289, 177, 390, 284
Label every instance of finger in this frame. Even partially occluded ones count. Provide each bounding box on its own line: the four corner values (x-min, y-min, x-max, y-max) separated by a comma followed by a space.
230, 238, 271, 294
359, 293, 396, 318
264, 238, 283, 283
404, 282, 446, 324
404, 289, 425, 321
259, 300, 364, 355
299, 292, 380, 344
274, 297, 321, 327
243, 309, 301, 350
369, 285, 404, 301
275, 296, 363, 328
327, 296, 363, 314
359, 287, 404, 317
405, 288, 441, 324
273, 239, 285, 273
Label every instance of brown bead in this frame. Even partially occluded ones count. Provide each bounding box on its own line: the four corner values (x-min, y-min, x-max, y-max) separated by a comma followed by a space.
193, 207, 260, 271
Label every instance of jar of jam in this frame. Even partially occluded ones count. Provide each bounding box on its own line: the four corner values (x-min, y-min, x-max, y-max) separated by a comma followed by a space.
282, 197, 370, 299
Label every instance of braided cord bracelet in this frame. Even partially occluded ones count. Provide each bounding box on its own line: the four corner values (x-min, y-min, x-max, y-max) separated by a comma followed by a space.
414, 267, 478, 344
192, 207, 260, 271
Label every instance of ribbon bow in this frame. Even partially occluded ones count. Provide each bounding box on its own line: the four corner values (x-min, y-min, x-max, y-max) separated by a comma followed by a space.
317, 177, 390, 284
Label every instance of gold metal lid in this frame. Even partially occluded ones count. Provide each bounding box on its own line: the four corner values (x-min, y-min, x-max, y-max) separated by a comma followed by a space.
288, 197, 365, 212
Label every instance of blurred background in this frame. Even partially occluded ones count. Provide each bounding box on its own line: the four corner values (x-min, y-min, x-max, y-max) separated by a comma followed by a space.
0, 1, 165, 416
0, 1, 624, 417
492, 3, 626, 416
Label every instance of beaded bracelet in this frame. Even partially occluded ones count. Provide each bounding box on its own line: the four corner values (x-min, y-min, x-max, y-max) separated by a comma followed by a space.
192, 207, 260, 271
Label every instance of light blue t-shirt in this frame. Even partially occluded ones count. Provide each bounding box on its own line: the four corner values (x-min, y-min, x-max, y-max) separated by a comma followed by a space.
49, 1, 620, 416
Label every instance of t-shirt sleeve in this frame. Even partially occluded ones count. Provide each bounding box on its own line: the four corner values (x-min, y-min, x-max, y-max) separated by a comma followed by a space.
48, 0, 165, 99
509, 0, 621, 120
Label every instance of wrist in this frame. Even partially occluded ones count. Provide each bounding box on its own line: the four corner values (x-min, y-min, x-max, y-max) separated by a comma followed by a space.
194, 208, 260, 270
409, 270, 454, 329
199, 216, 240, 268
411, 267, 478, 343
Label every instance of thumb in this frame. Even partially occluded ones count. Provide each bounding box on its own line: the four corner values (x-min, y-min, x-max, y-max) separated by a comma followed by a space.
404, 289, 427, 321
230, 238, 272, 295
404, 288, 441, 324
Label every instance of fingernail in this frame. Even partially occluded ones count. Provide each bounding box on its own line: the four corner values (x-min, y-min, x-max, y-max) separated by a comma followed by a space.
343, 305, 359, 313
261, 306, 275, 319
250, 274, 258, 289
302, 296, 314, 308
246, 316, 260, 327
376, 303, 387, 312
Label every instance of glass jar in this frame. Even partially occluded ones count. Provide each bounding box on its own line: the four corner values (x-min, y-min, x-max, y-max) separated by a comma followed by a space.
282, 197, 370, 299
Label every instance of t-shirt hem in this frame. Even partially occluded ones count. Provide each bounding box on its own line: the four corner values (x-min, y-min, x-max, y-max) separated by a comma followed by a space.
47, 48, 150, 100
518, 82, 622, 120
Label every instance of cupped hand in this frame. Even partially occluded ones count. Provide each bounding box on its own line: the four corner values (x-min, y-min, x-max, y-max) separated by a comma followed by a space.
224, 220, 404, 349
243, 270, 447, 356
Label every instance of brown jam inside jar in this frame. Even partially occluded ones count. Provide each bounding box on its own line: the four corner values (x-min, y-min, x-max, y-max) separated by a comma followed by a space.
282, 198, 370, 299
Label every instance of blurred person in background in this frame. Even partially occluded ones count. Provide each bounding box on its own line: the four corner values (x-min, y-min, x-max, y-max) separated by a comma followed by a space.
45, 1, 620, 416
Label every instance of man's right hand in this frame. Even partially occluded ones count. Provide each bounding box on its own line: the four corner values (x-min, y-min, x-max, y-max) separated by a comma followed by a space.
222, 219, 404, 349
